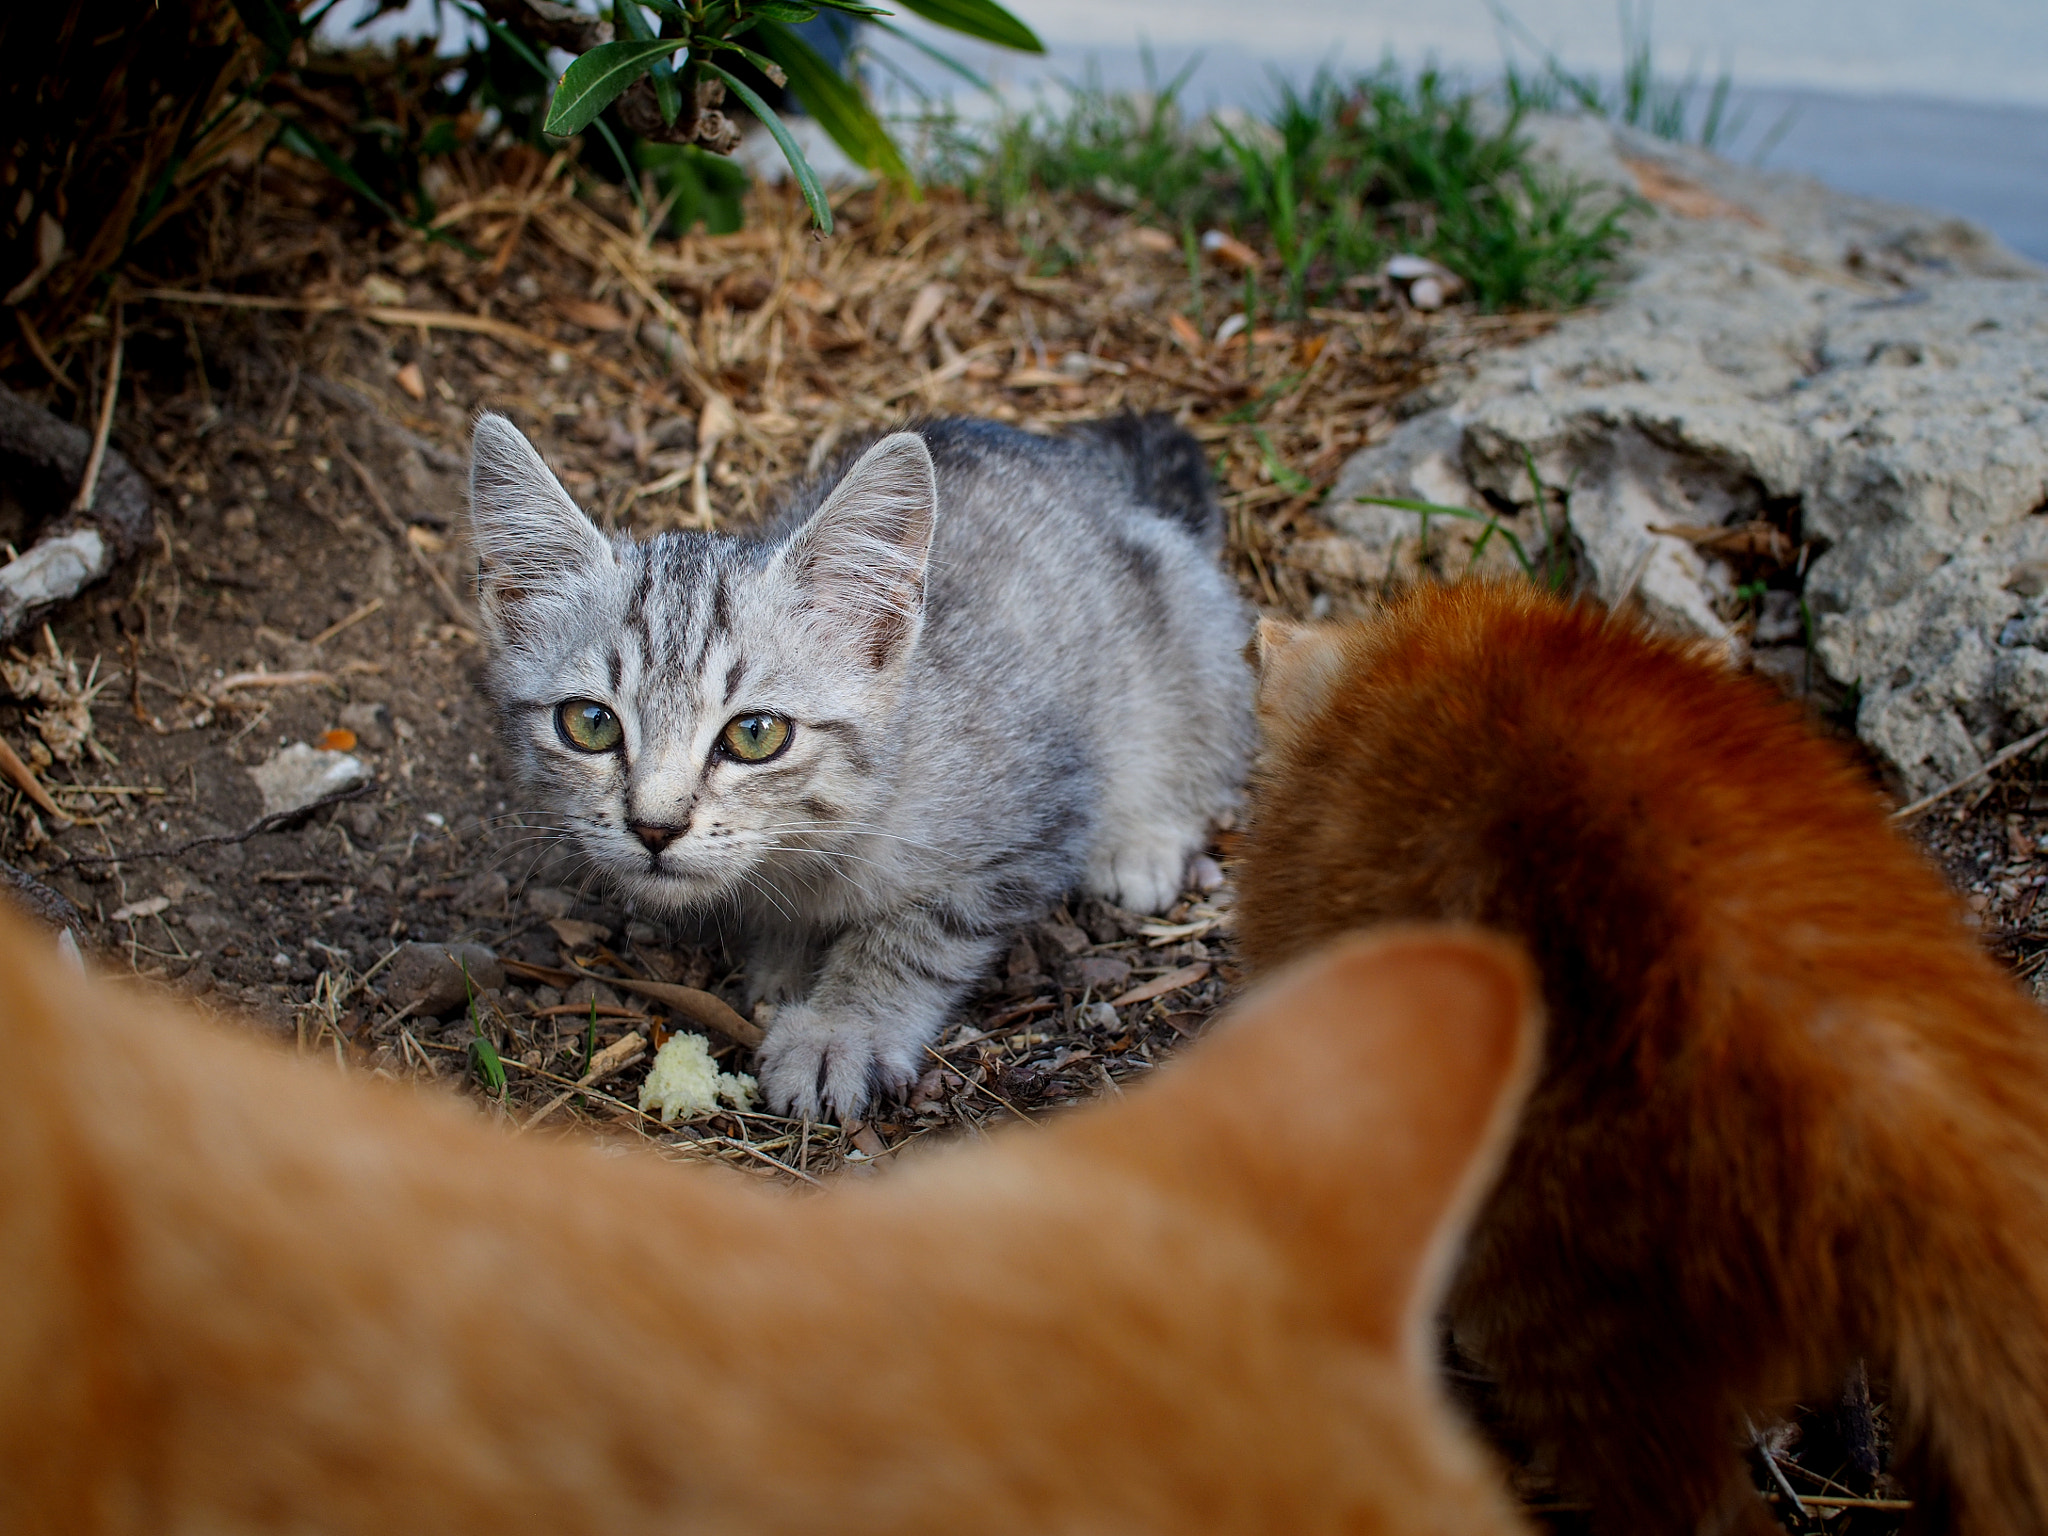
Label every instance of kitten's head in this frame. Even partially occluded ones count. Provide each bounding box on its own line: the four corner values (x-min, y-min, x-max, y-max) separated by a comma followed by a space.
467, 414, 937, 912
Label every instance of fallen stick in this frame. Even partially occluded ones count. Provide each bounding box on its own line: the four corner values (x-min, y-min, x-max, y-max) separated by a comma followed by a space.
0, 386, 154, 644
0, 733, 70, 823
210, 669, 338, 699
69, 302, 122, 513
565, 957, 764, 1048
1890, 723, 2048, 822
48, 781, 371, 870
520, 1031, 648, 1132
1109, 961, 1211, 1009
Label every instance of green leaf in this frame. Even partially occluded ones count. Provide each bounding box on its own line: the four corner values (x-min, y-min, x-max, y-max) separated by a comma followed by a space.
616, 0, 655, 39
805, 0, 894, 17
616, 7, 688, 129
701, 62, 833, 233
892, 0, 1042, 52
638, 0, 689, 16
752, 19, 910, 182
544, 38, 683, 138
750, 0, 821, 18
869, 18, 990, 90
710, 38, 792, 88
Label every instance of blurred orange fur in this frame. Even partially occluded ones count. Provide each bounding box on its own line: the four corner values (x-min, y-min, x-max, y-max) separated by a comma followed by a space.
1241, 582, 2048, 1535
0, 910, 1536, 1536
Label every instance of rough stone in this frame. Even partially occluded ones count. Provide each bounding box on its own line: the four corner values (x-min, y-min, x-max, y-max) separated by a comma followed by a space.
563, 977, 622, 1011
522, 884, 576, 920
450, 868, 509, 917
1035, 921, 1090, 958
1064, 955, 1133, 994
384, 941, 504, 1017
248, 741, 372, 818
1326, 114, 2046, 794
337, 700, 394, 750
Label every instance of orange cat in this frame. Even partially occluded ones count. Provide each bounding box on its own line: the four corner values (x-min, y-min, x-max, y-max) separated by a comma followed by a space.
1241, 581, 2048, 1535
0, 907, 1536, 1536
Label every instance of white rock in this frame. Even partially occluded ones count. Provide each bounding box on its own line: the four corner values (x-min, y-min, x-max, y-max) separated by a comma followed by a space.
1325, 114, 2046, 793
249, 742, 372, 818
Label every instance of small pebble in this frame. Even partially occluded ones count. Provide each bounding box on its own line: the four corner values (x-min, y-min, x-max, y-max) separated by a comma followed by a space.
384, 941, 505, 1017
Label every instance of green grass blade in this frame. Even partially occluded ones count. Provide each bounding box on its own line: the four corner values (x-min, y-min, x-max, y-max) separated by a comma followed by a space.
591, 118, 651, 222
753, 19, 910, 181
544, 38, 682, 138
276, 120, 401, 222
469, 1034, 507, 1093
1522, 446, 1564, 588
1352, 494, 1535, 575
869, 18, 991, 92
702, 62, 833, 232
452, 0, 550, 77
892, 0, 1044, 52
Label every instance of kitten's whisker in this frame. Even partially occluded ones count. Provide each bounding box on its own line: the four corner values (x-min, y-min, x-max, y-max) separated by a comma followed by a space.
756, 821, 948, 854
735, 870, 799, 923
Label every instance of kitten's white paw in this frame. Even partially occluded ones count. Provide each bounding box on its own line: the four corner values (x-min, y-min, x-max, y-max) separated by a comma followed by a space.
756, 1003, 923, 1122
1089, 838, 1190, 916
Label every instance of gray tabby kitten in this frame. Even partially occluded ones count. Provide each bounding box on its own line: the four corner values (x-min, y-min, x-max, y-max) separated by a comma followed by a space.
468, 412, 1252, 1120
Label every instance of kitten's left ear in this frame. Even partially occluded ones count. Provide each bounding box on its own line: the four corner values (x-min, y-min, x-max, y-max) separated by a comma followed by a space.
468, 413, 615, 639
778, 433, 937, 669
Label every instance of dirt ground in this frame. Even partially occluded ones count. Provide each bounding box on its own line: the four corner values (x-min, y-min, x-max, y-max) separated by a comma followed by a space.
2, 143, 1493, 1164
3, 141, 2033, 1530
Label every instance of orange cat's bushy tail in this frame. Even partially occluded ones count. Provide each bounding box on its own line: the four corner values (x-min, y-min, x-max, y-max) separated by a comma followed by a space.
1242, 580, 2048, 1535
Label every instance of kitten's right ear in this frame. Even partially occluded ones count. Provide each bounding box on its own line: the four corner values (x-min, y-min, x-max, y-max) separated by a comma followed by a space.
776, 432, 937, 670
468, 414, 615, 637
1254, 618, 1350, 731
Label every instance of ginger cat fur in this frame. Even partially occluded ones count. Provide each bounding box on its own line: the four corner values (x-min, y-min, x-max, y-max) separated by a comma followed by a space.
1241, 580, 2048, 1536
0, 906, 1538, 1536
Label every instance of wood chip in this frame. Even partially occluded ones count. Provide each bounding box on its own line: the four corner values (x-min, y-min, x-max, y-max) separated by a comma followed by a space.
520, 1031, 648, 1132
897, 281, 949, 352
1110, 961, 1212, 1008
547, 917, 610, 949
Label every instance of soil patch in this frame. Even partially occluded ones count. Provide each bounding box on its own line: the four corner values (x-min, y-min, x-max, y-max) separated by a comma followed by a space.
2, 145, 1521, 1169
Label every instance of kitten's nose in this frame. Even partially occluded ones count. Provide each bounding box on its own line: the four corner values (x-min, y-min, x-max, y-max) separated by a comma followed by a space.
630, 822, 683, 853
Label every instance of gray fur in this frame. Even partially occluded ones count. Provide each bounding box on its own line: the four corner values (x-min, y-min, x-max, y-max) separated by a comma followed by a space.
467, 412, 1253, 1120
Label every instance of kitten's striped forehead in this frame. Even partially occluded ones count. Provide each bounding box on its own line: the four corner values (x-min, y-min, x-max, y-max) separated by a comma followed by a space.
609, 532, 771, 724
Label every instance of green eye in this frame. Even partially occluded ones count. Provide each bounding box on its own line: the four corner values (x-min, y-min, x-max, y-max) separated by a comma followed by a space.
556, 699, 622, 753
720, 712, 791, 763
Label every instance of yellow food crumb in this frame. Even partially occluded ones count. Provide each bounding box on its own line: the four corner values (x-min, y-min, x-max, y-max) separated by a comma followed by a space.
638, 1032, 758, 1123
